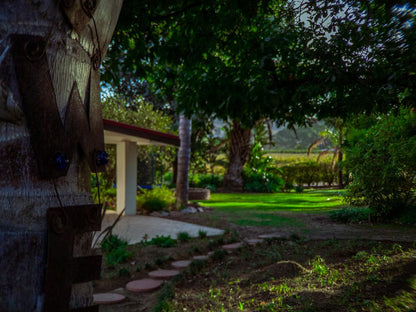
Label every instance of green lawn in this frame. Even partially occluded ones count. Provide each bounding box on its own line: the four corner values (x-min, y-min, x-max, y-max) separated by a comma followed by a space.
198, 189, 345, 228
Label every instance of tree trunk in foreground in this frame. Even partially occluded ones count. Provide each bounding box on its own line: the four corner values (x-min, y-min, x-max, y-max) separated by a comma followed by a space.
0, 1, 122, 310
176, 114, 191, 209
222, 120, 251, 192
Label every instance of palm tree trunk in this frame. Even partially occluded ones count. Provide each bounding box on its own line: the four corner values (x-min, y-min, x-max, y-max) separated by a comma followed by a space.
176, 114, 191, 208
222, 120, 251, 192
0, 1, 122, 310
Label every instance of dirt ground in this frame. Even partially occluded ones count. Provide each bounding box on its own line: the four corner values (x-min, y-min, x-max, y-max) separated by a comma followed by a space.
95, 209, 416, 311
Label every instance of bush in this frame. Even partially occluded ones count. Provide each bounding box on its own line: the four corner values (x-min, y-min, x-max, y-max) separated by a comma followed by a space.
137, 185, 175, 213
101, 235, 133, 268
344, 109, 416, 218
243, 142, 284, 193
189, 174, 223, 191
280, 161, 337, 187
329, 207, 370, 223
141, 235, 177, 248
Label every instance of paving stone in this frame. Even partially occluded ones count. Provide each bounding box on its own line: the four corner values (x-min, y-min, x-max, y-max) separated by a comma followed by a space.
148, 269, 181, 279
125, 279, 163, 293
193, 255, 209, 261
171, 260, 192, 269
222, 242, 243, 252
258, 233, 285, 239
246, 238, 264, 245
93, 293, 126, 304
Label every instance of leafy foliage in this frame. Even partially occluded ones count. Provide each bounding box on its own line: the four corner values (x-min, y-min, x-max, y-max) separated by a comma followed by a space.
243, 142, 283, 193
101, 235, 133, 268
280, 161, 339, 187
141, 235, 177, 248
344, 109, 416, 218
189, 174, 224, 191
137, 185, 175, 213
104, 1, 415, 127
329, 207, 370, 223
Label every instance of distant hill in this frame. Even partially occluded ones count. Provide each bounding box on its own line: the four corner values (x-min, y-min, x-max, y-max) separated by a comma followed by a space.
267, 123, 332, 152
212, 119, 332, 152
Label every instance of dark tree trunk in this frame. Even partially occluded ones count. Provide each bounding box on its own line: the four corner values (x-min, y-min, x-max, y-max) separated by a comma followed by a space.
0, 1, 122, 310
338, 132, 344, 188
222, 120, 251, 192
176, 114, 191, 208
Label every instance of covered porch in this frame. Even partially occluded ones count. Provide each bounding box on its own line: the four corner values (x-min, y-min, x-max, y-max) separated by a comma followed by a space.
103, 119, 180, 215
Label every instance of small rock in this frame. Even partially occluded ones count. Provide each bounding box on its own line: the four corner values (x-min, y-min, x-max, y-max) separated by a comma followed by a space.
181, 207, 197, 214
197, 207, 204, 212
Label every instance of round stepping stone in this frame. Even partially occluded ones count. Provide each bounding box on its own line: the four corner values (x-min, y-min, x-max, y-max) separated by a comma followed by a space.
148, 269, 180, 279
222, 242, 243, 252
193, 255, 209, 261
171, 260, 192, 269
246, 238, 264, 245
93, 293, 126, 304
258, 233, 284, 239
125, 279, 162, 293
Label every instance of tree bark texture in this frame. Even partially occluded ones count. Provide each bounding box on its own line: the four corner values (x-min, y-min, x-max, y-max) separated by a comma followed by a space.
176, 114, 191, 209
0, 1, 122, 310
222, 120, 251, 192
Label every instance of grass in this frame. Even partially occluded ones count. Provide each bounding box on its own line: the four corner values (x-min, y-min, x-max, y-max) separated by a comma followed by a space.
198, 189, 345, 229
169, 238, 416, 312
200, 189, 345, 212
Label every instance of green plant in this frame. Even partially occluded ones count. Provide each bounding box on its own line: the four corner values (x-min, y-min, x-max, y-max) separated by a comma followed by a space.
152, 282, 175, 312
209, 249, 227, 261
198, 230, 208, 239
294, 185, 304, 193
243, 142, 284, 193
118, 267, 131, 277
101, 235, 134, 267
329, 207, 370, 223
177, 231, 191, 241
344, 109, 416, 218
141, 235, 177, 248
137, 185, 175, 213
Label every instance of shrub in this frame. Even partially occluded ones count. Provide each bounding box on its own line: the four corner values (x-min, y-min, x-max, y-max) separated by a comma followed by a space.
177, 231, 191, 241
280, 161, 330, 187
189, 173, 223, 191
329, 207, 370, 223
137, 185, 175, 213
141, 235, 177, 248
344, 109, 416, 218
243, 142, 283, 192
101, 235, 133, 268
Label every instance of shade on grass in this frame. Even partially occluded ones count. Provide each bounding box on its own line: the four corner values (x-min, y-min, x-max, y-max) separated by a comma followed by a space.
200, 189, 345, 213
198, 189, 345, 228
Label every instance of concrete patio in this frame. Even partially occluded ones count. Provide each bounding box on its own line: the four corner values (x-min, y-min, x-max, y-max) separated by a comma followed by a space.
95, 211, 224, 245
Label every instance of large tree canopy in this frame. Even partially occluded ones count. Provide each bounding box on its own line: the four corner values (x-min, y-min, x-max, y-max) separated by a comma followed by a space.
103, 0, 415, 127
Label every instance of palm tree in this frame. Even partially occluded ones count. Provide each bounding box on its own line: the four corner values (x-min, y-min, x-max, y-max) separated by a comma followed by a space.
308, 118, 346, 187
0, 1, 122, 310
176, 114, 191, 208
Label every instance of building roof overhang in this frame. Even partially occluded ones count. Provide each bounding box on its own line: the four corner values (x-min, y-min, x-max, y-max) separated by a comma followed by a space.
103, 119, 180, 147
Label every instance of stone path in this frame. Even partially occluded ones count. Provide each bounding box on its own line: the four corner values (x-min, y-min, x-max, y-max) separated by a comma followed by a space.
94, 237, 263, 306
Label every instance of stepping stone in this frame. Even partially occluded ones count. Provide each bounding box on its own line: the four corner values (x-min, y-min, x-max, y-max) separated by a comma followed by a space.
125, 279, 162, 293
193, 255, 209, 261
222, 242, 243, 252
246, 238, 264, 245
171, 260, 192, 269
148, 269, 180, 279
258, 233, 284, 239
93, 293, 126, 304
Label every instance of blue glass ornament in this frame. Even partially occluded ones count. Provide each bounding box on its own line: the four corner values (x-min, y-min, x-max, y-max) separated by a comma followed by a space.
96, 150, 109, 166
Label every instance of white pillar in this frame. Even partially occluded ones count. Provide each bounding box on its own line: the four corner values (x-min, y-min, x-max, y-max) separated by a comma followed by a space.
116, 141, 137, 215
